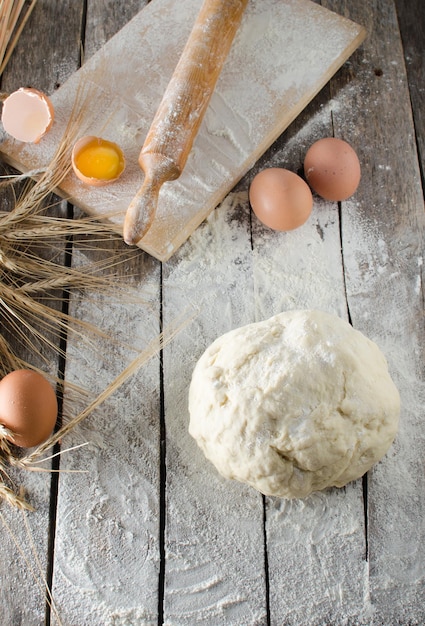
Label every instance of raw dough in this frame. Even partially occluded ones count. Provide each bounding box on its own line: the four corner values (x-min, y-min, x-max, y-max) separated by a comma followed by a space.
188, 309, 400, 498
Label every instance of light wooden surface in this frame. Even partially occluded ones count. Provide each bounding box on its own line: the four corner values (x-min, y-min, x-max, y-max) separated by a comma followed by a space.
0, 0, 366, 260
1, 0, 424, 625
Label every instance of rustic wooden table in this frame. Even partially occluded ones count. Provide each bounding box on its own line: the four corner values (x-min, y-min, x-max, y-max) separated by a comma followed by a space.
1, 0, 424, 624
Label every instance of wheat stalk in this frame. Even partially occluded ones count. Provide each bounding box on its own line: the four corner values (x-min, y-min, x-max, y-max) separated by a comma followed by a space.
25, 309, 195, 466
0, 509, 62, 623
0, 428, 34, 510
0, 76, 142, 372
0, 483, 34, 509
0, 0, 37, 76
1, 308, 195, 509
0, 71, 197, 508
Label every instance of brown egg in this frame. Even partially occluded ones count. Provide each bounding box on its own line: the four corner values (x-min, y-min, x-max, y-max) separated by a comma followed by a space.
1, 87, 54, 143
0, 369, 58, 448
72, 135, 126, 186
304, 137, 361, 201
249, 168, 313, 231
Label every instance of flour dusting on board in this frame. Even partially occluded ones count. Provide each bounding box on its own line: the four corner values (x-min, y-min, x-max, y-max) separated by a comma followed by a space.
0, 0, 366, 260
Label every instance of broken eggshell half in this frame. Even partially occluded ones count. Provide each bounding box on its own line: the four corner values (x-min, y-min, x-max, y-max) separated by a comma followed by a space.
1, 87, 54, 143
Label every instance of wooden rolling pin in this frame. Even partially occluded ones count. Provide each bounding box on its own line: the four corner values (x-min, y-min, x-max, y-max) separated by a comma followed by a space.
123, 0, 248, 245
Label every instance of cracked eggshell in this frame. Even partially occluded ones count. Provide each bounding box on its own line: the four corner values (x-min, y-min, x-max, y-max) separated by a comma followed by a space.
1, 87, 54, 143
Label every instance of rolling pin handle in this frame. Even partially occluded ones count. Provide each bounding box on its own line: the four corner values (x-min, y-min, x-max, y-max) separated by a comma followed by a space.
123, 153, 180, 245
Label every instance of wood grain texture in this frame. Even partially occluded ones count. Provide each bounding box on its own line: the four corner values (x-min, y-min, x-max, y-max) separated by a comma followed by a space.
162, 198, 267, 624
325, 0, 425, 622
0, 1, 84, 624
84, 0, 150, 59
395, 0, 425, 180
47, 3, 162, 624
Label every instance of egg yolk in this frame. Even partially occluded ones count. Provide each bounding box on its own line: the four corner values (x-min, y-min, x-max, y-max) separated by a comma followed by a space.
74, 140, 122, 180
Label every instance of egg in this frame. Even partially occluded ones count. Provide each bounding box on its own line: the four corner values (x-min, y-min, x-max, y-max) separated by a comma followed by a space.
249, 168, 313, 231
72, 135, 126, 186
304, 137, 361, 201
1, 87, 54, 143
0, 369, 58, 448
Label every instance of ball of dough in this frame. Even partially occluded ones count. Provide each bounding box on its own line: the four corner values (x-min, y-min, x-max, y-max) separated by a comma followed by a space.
188, 310, 400, 498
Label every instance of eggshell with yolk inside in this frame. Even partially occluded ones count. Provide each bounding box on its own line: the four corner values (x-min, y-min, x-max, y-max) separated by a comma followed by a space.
71, 135, 126, 187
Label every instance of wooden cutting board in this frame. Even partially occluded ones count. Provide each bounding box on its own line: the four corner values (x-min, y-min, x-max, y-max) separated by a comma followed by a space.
0, 0, 366, 261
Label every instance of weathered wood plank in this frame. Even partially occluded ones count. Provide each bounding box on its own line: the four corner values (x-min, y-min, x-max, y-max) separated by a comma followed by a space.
50, 246, 162, 624
162, 197, 268, 624
84, 0, 150, 60
395, 0, 425, 178
324, 0, 425, 622
0, 1, 84, 624
3, 0, 84, 93
48, 2, 164, 623
249, 86, 369, 622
